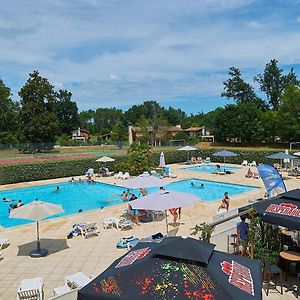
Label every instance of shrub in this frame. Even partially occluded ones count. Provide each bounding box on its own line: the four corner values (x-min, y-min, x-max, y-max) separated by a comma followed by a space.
0, 147, 285, 184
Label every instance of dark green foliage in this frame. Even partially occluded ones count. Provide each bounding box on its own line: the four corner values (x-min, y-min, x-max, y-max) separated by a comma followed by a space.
0, 148, 289, 184
191, 222, 214, 243
222, 67, 264, 108
0, 78, 19, 144
254, 59, 299, 110
18, 71, 58, 144
54, 90, 80, 135
248, 215, 282, 266
127, 143, 154, 175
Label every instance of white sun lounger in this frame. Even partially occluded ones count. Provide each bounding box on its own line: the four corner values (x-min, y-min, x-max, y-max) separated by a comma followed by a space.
79, 223, 98, 238
49, 288, 78, 300
17, 277, 44, 300
105, 217, 134, 230
0, 238, 9, 249
65, 272, 91, 289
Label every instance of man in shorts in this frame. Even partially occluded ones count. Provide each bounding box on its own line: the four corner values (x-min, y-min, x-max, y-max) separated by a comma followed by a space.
237, 215, 249, 257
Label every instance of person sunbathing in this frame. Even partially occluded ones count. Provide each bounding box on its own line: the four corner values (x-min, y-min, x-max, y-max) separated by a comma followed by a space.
245, 168, 253, 178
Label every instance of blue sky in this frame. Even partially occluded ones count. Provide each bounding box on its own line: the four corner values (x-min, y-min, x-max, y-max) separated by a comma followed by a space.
1, 0, 300, 114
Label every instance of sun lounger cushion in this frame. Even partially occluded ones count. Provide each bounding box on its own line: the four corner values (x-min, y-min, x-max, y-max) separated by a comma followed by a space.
116, 236, 139, 248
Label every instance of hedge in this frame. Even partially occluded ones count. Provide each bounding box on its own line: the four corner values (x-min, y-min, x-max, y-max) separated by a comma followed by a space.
0, 148, 288, 184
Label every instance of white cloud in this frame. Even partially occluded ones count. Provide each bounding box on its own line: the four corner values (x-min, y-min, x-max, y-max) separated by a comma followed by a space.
52, 81, 64, 89
246, 21, 264, 29
110, 74, 118, 80
0, 0, 299, 112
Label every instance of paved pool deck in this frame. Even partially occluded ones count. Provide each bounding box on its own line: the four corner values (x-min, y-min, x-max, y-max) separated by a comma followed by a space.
0, 163, 298, 299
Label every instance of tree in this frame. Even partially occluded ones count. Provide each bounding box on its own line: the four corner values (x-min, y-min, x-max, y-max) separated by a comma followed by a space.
18, 71, 58, 145
0, 78, 19, 144
164, 106, 186, 125
111, 121, 128, 148
211, 103, 262, 143
93, 108, 123, 133
222, 67, 264, 107
124, 101, 164, 125
54, 90, 79, 135
127, 143, 153, 174
254, 59, 299, 110
276, 84, 300, 141
78, 110, 95, 133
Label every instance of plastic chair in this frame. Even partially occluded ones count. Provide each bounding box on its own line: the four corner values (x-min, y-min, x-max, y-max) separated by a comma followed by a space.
17, 277, 44, 300
263, 264, 283, 296
241, 160, 248, 166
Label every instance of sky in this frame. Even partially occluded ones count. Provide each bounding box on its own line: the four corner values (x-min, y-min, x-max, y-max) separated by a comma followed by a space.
1, 0, 300, 114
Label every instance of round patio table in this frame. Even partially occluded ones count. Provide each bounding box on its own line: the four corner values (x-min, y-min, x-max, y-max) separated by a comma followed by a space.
279, 251, 300, 287
280, 251, 300, 262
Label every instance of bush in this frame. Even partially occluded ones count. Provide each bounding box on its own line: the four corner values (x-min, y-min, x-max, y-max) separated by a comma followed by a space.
0, 147, 285, 184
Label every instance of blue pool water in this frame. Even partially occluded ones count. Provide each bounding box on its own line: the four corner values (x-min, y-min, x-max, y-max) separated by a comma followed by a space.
0, 179, 257, 228
185, 164, 241, 173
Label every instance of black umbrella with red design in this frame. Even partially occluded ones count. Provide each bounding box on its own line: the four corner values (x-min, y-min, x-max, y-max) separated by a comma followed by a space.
78, 237, 262, 300
253, 188, 300, 230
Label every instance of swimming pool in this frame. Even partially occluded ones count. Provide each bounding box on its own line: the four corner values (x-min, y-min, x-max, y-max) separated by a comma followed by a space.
185, 164, 241, 173
0, 179, 258, 228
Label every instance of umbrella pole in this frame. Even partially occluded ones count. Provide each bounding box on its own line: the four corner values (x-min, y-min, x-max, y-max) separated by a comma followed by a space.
30, 221, 48, 258
36, 221, 40, 252
165, 210, 169, 233
250, 209, 254, 259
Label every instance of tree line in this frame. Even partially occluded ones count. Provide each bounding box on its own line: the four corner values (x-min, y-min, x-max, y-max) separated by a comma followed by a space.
1, 59, 300, 147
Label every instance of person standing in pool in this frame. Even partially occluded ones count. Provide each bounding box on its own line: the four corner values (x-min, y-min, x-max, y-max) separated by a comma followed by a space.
139, 188, 148, 197
218, 192, 230, 212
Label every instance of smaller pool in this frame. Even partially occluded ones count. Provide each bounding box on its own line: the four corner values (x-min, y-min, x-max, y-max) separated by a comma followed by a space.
166, 179, 257, 202
185, 164, 241, 173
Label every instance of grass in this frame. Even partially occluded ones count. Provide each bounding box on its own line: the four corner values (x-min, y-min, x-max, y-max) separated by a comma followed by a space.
0, 142, 294, 160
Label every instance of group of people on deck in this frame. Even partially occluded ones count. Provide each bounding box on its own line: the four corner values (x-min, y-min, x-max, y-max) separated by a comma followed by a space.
124, 186, 181, 227
245, 168, 259, 179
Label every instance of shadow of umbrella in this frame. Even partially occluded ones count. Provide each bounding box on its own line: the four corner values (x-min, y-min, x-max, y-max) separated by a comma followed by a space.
17, 238, 69, 256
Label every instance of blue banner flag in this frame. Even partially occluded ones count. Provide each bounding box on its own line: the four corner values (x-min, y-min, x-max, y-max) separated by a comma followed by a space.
257, 164, 287, 197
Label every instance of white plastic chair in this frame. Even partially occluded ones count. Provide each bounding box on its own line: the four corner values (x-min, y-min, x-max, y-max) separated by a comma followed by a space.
49, 288, 78, 300
85, 168, 94, 177
79, 223, 98, 238
114, 171, 123, 179
53, 285, 71, 296
103, 217, 114, 229
241, 160, 248, 166
17, 277, 44, 300
249, 161, 257, 167
65, 272, 91, 289
204, 157, 211, 163
121, 172, 130, 180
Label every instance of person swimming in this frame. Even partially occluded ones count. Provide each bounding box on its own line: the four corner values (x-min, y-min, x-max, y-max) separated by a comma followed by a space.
191, 182, 204, 188
2, 197, 14, 202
